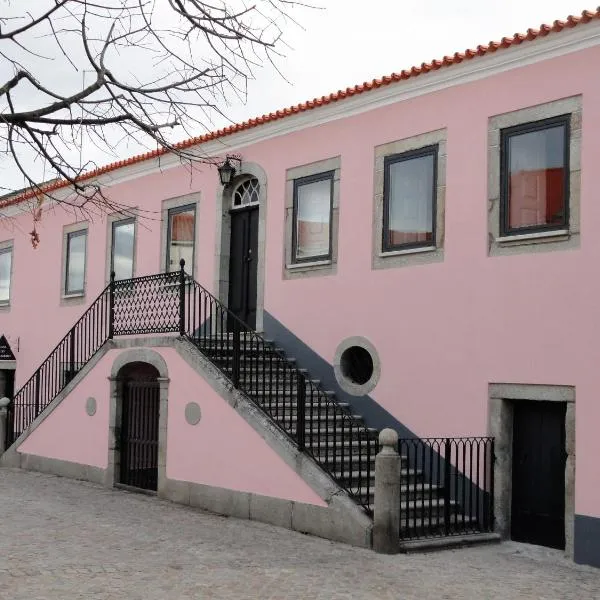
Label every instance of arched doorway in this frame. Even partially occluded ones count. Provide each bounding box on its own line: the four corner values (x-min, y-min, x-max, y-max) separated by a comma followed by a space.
228, 176, 260, 328
116, 361, 160, 492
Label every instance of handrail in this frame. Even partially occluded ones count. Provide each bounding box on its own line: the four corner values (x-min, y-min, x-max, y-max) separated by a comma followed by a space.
6, 282, 113, 445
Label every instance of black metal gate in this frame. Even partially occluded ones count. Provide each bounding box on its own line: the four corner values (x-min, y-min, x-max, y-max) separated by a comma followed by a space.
119, 379, 160, 491
511, 401, 566, 549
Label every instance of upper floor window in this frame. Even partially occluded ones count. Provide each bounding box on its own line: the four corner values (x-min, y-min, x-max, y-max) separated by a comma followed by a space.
0, 246, 12, 304
111, 218, 135, 280
65, 229, 87, 295
167, 204, 195, 273
383, 145, 437, 252
500, 115, 569, 236
292, 171, 334, 263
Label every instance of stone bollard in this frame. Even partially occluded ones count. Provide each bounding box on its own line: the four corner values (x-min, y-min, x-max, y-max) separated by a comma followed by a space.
0, 396, 10, 457
373, 428, 401, 553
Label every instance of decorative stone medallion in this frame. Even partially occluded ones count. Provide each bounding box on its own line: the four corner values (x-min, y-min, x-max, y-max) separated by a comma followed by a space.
184, 402, 202, 425
85, 396, 97, 417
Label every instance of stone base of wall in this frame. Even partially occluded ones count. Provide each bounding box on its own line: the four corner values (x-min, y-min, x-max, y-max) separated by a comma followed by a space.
1, 451, 372, 549
1, 452, 106, 485
159, 477, 373, 548
574, 515, 600, 568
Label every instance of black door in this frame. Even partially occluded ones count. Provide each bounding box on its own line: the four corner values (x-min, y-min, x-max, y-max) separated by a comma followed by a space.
119, 379, 160, 491
228, 206, 259, 328
511, 401, 566, 549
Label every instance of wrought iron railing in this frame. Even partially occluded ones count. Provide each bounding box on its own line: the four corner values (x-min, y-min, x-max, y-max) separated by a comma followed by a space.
181, 267, 379, 510
398, 437, 495, 540
6, 285, 113, 444
5, 260, 494, 532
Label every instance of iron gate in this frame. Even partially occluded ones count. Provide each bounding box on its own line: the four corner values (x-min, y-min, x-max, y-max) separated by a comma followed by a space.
119, 379, 160, 491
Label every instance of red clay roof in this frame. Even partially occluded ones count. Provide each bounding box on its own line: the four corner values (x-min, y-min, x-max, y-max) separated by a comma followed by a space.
3, 7, 600, 210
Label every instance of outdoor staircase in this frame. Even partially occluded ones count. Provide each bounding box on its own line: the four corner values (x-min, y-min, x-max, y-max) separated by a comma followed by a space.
3, 263, 494, 544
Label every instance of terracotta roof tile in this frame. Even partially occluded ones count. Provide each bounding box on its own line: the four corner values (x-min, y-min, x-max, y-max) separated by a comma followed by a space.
2, 7, 600, 210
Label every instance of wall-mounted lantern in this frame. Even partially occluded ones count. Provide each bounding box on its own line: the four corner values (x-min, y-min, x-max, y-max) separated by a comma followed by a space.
217, 155, 242, 186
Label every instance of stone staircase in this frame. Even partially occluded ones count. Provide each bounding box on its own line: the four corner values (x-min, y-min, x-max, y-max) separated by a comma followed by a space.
190, 333, 473, 538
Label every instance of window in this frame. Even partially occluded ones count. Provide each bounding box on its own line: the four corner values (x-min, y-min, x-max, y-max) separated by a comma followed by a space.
65, 229, 87, 295
284, 156, 340, 279
166, 204, 195, 273
111, 218, 135, 280
488, 96, 581, 256
292, 172, 333, 263
501, 116, 569, 236
383, 146, 437, 252
0, 246, 12, 304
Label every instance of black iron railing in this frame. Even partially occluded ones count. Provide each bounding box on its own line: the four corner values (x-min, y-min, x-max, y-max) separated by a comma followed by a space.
398, 437, 495, 540
6, 285, 113, 444
181, 269, 379, 510
5, 260, 494, 532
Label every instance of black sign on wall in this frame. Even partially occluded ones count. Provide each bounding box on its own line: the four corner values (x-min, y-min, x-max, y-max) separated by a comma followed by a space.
0, 335, 16, 361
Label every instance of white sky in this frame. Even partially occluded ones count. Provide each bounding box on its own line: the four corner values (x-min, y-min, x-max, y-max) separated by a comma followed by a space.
1, 0, 591, 191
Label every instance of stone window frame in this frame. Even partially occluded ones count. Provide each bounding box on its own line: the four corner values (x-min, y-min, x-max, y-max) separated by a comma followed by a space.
373, 128, 446, 270
159, 192, 200, 279
283, 156, 340, 279
105, 211, 138, 284
0, 239, 13, 311
61, 222, 88, 305
488, 96, 582, 256
488, 383, 575, 559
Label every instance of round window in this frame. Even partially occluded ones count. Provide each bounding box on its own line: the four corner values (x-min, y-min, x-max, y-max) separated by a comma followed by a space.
333, 337, 380, 396
340, 346, 373, 385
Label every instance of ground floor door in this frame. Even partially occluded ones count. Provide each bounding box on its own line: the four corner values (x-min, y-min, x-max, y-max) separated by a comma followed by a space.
511, 400, 566, 549
119, 378, 160, 491
228, 206, 259, 328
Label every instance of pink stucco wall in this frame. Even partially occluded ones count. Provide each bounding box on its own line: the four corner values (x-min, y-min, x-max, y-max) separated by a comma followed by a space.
160, 347, 325, 504
17, 352, 111, 467
2, 39, 600, 518
15, 346, 325, 505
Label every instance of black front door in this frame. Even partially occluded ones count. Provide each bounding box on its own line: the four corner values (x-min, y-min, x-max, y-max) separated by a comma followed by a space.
228, 206, 259, 328
119, 379, 160, 491
511, 401, 566, 549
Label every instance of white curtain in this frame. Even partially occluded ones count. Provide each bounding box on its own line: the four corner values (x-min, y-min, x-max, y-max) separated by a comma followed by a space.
296, 178, 331, 259
388, 154, 434, 245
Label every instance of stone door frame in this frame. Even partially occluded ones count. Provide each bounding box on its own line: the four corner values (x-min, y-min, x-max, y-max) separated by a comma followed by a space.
106, 349, 169, 493
488, 383, 575, 558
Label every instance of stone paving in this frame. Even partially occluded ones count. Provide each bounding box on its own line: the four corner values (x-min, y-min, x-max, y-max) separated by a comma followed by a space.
1, 469, 599, 599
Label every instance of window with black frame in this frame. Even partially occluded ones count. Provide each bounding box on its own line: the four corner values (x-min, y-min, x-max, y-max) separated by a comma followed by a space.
65, 229, 87, 295
166, 204, 195, 273
111, 218, 135, 280
500, 115, 569, 236
292, 171, 333, 263
382, 145, 437, 252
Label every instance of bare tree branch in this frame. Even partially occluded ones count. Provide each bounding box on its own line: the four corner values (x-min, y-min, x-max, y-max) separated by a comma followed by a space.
0, 0, 313, 237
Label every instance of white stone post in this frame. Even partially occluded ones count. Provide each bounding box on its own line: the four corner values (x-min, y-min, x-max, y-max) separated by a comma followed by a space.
0, 396, 10, 457
373, 428, 401, 553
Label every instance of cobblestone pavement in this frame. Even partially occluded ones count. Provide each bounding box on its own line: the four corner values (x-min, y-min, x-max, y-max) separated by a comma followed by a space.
1, 469, 599, 600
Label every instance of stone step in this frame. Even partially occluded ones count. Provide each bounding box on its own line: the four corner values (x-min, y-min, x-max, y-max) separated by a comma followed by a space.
398, 532, 501, 553
399, 515, 481, 536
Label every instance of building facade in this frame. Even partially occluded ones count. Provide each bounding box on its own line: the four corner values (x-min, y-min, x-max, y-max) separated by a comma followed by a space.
0, 9, 599, 567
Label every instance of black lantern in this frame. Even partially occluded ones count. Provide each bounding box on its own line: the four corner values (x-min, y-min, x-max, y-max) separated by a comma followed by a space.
217, 157, 236, 186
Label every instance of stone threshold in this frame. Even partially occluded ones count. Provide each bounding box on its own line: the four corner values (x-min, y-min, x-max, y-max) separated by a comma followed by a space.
398, 532, 501, 553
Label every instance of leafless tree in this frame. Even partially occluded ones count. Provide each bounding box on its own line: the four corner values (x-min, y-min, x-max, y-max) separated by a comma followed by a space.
0, 0, 309, 227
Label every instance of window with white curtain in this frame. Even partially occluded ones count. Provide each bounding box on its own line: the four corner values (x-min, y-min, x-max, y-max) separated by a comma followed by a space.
65, 229, 87, 295
111, 218, 135, 280
0, 246, 12, 303
383, 146, 437, 251
293, 172, 333, 262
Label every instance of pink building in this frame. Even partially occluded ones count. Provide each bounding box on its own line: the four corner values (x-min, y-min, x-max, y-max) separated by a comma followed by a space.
1, 8, 599, 567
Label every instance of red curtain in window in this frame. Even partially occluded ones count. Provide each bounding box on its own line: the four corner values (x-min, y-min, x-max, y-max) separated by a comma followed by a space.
171, 213, 194, 241
509, 167, 565, 229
